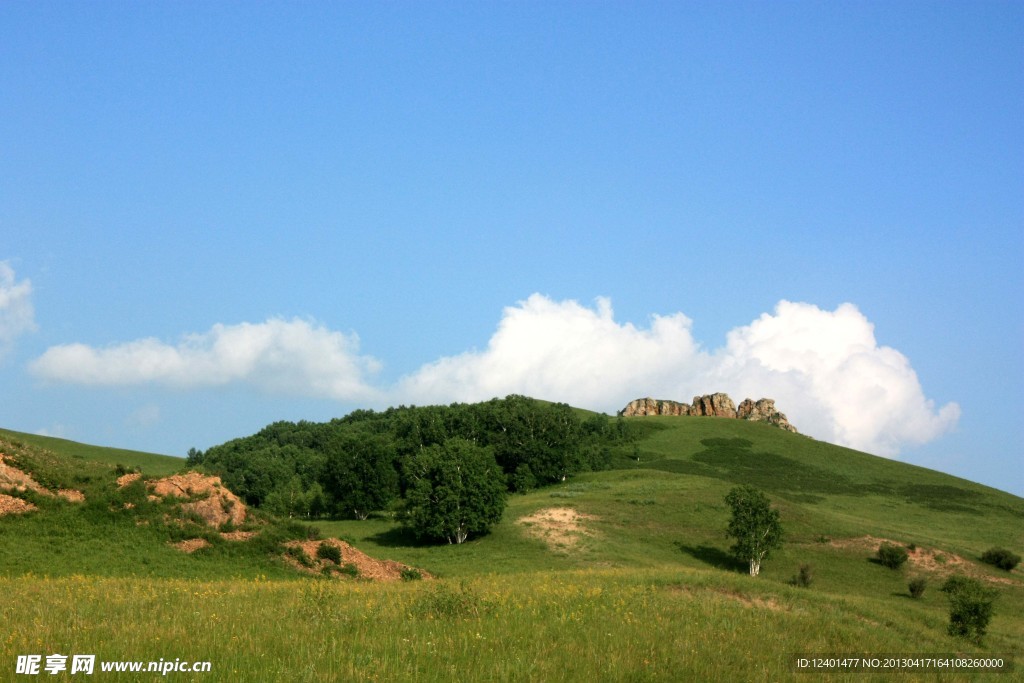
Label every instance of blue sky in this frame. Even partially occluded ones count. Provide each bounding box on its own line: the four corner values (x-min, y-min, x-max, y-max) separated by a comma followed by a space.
2, 2, 1021, 495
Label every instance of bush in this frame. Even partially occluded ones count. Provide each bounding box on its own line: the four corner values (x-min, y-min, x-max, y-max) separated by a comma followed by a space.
338, 563, 359, 578
792, 564, 813, 588
908, 577, 927, 599
940, 575, 973, 595
400, 567, 423, 581
941, 575, 997, 643
316, 542, 342, 565
877, 542, 909, 569
980, 547, 1020, 572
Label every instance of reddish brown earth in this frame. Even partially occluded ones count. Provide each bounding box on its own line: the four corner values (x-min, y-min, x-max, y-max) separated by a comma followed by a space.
283, 538, 431, 582
0, 492, 36, 516
148, 472, 247, 528
0, 453, 84, 507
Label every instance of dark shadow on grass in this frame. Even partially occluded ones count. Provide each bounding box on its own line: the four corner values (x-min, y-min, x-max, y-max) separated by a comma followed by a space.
365, 526, 442, 548
675, 542, 746, 573
867, 558, 909, 571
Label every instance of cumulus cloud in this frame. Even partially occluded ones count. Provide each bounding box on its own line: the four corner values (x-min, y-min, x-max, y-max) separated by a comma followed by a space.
396, 295, 960, 457
28, 293, 959, 457
396, 293, 708, 407
706, 301, 961, 456
0, 262, 37, 356
30, 318, 383, 401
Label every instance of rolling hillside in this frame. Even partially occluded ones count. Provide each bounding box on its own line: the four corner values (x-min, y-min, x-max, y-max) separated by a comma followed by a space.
0, 428, 184, 476
1, 412, 1021, 680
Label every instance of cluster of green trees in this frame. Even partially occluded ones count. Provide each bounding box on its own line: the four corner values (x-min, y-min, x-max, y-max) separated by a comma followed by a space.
187, 396, 634, 543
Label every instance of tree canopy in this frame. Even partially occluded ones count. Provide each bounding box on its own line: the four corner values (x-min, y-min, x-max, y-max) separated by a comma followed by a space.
188, 396, 637, 539
401, 438, 507, 544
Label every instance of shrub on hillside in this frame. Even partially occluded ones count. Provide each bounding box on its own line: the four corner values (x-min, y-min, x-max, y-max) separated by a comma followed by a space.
791, 564, 813, 588
940, 575, 997, 643
980, 547, 1020, 572
877, 543, 908, 569
316, 542, 342, 565
908, 577, 927, 599
940, 575, 972, 595
400, 567, 423, 581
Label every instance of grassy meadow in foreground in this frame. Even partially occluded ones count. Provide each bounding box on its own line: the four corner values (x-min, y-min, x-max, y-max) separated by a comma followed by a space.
1, 568, 1012, 682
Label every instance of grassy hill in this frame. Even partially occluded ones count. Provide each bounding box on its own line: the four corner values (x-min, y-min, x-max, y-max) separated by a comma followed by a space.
1, 415, 1021, 680
0, 427, 184, 476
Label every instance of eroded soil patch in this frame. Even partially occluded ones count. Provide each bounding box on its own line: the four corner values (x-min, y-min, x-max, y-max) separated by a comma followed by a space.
172, 538, 212, 554
518, 507, 598, 551
0, 454, 48, 494
148, 472, 246, 528
0, 493, 37, 516
116, 472, 142, 488
283, 538, 430, 582
0, 454, 84, 504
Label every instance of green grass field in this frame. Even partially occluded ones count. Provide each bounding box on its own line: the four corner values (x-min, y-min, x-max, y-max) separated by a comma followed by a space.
1, 417, 1021, 681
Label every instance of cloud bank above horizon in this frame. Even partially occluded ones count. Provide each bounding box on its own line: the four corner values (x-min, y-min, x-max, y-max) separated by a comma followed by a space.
27, 291, 959, 457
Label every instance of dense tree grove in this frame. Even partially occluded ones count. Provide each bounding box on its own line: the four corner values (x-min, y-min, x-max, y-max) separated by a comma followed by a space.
188, 396, 636, 541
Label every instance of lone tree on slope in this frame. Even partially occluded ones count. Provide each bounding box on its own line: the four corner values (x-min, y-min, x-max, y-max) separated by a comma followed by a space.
725, 485, 783, 577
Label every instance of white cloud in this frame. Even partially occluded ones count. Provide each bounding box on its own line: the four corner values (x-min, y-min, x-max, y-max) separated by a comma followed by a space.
396, 295, 960, 457
0, 262, 37, 356
706, 300, 961, 456
396, 293, 708, 407
30, 318, 383, 401
27, 294, 959, 457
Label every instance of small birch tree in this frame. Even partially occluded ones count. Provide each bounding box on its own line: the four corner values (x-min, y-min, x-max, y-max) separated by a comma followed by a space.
725, 485, 783, 577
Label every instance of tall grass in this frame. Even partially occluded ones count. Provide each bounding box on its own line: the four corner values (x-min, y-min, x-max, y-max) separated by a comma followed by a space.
1, 568, 1003, 682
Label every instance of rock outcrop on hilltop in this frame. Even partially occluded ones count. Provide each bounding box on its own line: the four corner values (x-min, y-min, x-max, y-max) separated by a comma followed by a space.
736, 398, 798, 432
619, 398, 693, 416
690, 392, 737, 418
619, 393, 798, 433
